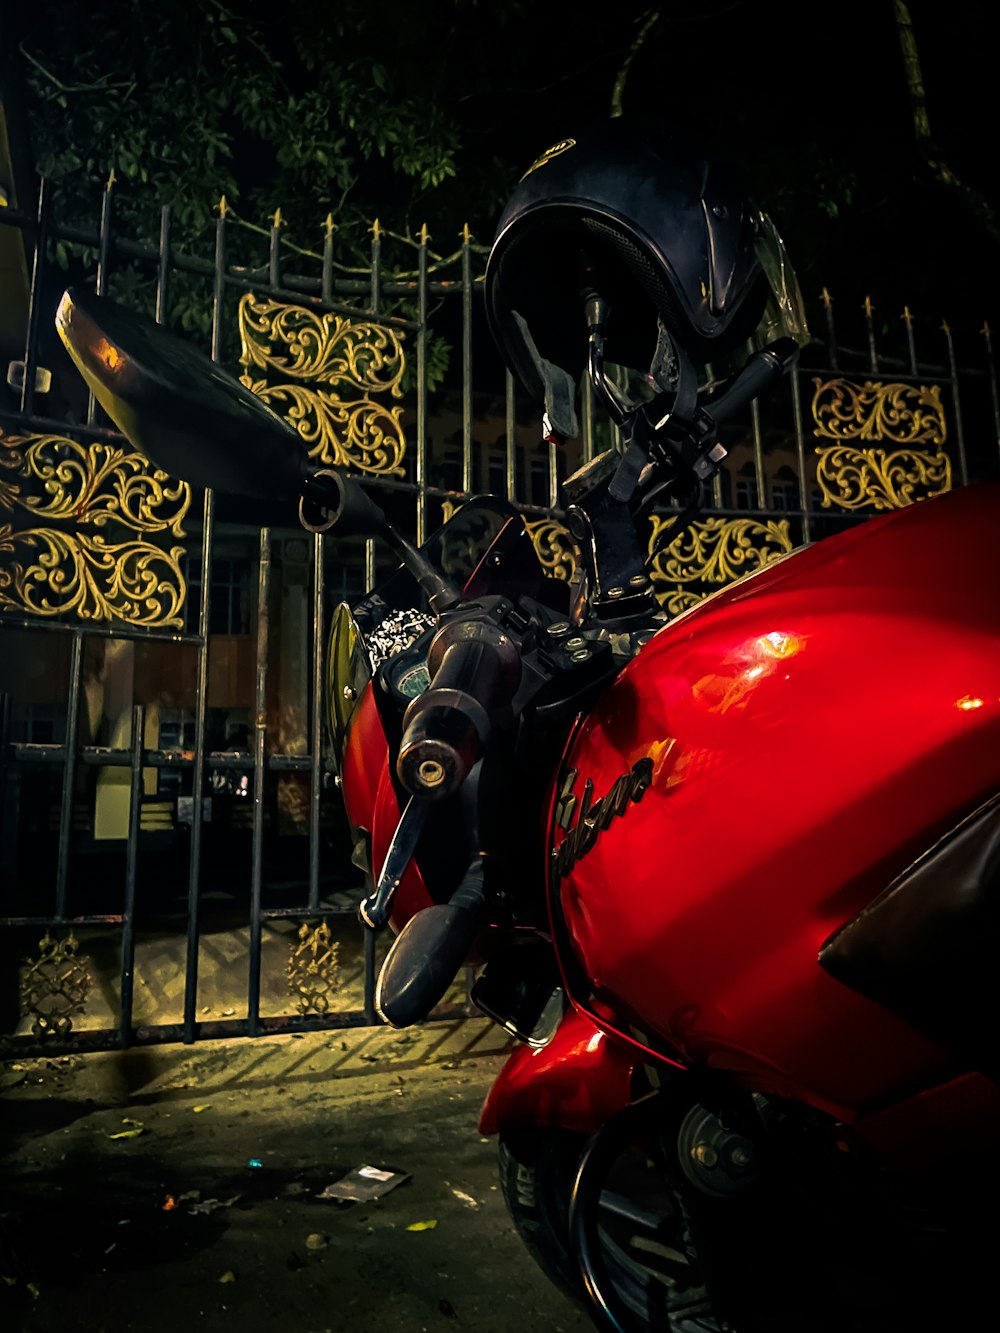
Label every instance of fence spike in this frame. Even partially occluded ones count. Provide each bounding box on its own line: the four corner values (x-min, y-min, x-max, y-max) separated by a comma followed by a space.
461, 222, 471, 244
901, 305, 913, 325
941, 318, 952, 336
372, 218, 382, 240
820, 287, 832, 307
419, 222, 429, 245
982, 320, 992, 338
863, 295, 874, 317
106, 168, 116, 190
272, 207, 283, 229
217, 194, 229, 218
324, 213, 335, 236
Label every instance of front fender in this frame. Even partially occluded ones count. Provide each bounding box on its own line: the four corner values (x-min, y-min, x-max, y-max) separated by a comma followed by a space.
479, 1006, 636, 1137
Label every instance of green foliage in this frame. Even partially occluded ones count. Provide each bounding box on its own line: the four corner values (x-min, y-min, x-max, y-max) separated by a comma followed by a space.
19, 0, 536, 260
19, 0, 559, 395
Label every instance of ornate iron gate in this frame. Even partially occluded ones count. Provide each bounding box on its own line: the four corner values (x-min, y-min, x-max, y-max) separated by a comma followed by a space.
1, 176, 998, 1053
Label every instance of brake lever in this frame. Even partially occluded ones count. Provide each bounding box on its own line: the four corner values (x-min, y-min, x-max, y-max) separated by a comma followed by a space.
358, 796, 431, 931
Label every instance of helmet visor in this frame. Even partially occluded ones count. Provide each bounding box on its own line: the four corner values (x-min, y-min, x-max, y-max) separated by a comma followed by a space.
751, 211, 811, 350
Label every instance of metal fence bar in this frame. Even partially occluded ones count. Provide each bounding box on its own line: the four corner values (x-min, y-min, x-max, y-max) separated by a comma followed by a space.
1, 915, 125, 928
54, 631, 83, 920
18, 176, 51, 417
248, 525, 271, 1036
365, 539, 376, 593
322, 216, 334, 305
0, 204, 469, 304
308, 531, 324, 912
505, 371, 517, 502
7, 742, 282, 768
155, 206, 171, 323
863, 296, 879, 373
181, 205, 225, 1043
903, 307, 918, 376
942, 321, 970, 487
746, 339, 767, 510
0, 613, 200, 645
462, 224, 473, 496
370, 219, 382, 320
0, 692, 11, 891
86, 174, 116, 425
119, 703, 145, 1047
820, 289, 839, 372
984, 323, 1000, 462
790, 363, 814, 546
416, 226, 429, 544
2, 1007, 397, 1058
269, 210, 282, 288
95, 174, 114, 296
262, 907, 356, 921
183, 490, 213, 1044
1, 407, 130, 443
703, 361, 725, 510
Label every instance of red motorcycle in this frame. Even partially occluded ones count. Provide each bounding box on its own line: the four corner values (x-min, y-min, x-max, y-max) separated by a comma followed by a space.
56, 121, 1000, 1333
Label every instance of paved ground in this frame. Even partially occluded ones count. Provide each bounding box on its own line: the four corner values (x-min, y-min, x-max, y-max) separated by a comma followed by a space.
0, 1019, 591, 1333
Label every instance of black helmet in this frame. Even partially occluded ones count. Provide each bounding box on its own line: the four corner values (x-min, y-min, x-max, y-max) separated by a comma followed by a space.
485, 118, 805, 437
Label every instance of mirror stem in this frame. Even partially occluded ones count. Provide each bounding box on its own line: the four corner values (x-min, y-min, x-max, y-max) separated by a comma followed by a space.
300, 469, 461, 613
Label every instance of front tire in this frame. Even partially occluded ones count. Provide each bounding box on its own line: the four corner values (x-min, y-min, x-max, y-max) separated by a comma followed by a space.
498, 1128, 724, 1331
499, 1114, 982, 1333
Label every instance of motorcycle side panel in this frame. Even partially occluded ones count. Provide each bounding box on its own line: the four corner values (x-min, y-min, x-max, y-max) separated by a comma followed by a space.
340, 683, 389, 834
553, 482, 1000, 1119
478, 1006, 635, 1137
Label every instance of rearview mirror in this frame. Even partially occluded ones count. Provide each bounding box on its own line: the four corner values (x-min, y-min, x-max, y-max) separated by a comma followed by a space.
55, 287, 308, 502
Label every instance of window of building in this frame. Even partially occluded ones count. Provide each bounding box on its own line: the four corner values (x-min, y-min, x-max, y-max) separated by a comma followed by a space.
770, 479, 798, 512
18, 703, 65, 745
183, 555, 252, 635
529, 457, 550, 507
487, 449, 506, 498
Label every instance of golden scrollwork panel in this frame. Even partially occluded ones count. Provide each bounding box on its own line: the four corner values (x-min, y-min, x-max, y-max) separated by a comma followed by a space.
287, 920, 341, 1016
526, 518, 578, 582
0, 432, 189, 533
237, 293, 407, 476
811, 378, 952, 510
648, 516, 795, 616
0, 427, 190, 628
240, 379, 406, 475
20, 933, 93, 1039
0, 524, 186, 627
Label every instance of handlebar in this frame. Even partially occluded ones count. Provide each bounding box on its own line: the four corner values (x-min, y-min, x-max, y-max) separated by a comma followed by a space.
702, 337, 800, 428
396, 616, 520, 799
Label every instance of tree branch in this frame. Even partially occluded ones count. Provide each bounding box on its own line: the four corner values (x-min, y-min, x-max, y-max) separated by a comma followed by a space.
610, 8, 662, 118
892, 0, 930, 143
892, 0, 1000, 247
19, 43, 133, 96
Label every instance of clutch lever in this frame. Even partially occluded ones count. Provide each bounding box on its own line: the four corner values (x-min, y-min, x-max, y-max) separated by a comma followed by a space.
358, 796, 430, 931
634, 336, 802, 506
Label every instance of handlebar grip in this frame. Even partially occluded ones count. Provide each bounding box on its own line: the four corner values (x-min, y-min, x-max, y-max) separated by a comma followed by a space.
706, 337, 799, 426
396, 634, 504, 799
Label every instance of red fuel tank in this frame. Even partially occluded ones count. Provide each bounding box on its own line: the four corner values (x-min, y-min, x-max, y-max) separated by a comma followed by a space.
551, 481, 1000, 1121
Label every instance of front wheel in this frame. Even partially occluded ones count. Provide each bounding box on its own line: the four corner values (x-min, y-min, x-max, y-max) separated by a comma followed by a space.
498, 1115, 986, 1333
498, 1128, 725, 1332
